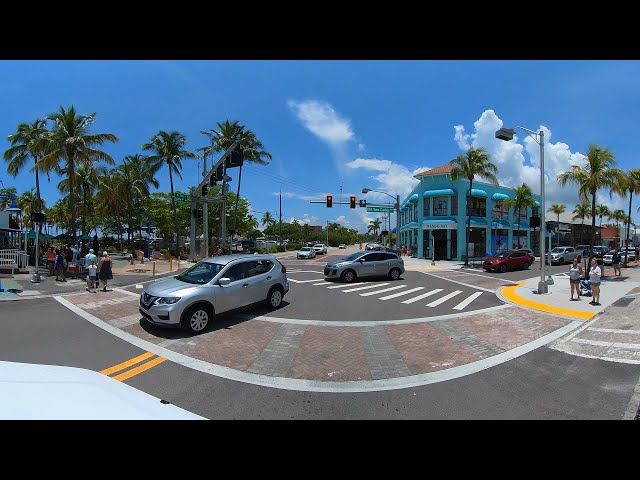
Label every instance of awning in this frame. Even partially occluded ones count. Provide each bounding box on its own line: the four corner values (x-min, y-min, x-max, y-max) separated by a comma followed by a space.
491, 219, 510, 228
470, 188, 488, 198
513, 222, 530, 229
407, 193, 419, 203
422, 219, 457, 230
402, 221, 419, 229
423, 188, 456, 197
492, 193, 510, 201
534, 200, 541, 207
470, 217, 488, 226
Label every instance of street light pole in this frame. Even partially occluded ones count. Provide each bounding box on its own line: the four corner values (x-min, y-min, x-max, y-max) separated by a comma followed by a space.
362, 188, 401, 251
496, 126, 549, 294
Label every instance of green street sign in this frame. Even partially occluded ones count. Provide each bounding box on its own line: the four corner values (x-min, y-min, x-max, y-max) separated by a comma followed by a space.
367, 206, 394, 213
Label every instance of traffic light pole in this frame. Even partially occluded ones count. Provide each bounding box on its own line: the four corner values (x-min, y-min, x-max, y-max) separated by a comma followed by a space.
202, 154, 208, 259
190, 201, 196, 262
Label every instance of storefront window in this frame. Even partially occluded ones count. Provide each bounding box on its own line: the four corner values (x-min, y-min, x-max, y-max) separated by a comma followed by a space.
492, 201, 508, 219
433, 196, 448, 216
466, 197, 486, 217
423, 197, 430, 217
451, 196, 458, 216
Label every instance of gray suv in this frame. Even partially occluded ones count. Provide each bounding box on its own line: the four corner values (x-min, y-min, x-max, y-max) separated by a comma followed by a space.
545, 246, 577, 265
324, 251, 405, 283
139, 254, 289, 334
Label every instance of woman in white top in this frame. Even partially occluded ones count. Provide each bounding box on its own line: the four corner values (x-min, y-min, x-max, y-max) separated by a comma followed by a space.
589, 258, 602, 306
568, 257, 584, 301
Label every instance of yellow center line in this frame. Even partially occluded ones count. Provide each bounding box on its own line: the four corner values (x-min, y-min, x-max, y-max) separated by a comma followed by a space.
99, 352, 155, 376
501, 283, 595, 319
112, 356, 166, 382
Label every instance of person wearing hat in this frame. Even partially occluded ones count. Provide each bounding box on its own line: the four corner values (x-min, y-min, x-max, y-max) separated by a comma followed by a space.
84, 248, 98, 291
97, 251, 113, 292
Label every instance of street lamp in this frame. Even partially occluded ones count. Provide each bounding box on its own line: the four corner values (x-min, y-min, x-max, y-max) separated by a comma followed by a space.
362, 188, 400, 251
496, 126, 553, 294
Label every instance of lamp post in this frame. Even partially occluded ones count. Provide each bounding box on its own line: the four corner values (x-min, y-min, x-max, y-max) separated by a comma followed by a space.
496, 126, 552, 294
362, 188, 400, 251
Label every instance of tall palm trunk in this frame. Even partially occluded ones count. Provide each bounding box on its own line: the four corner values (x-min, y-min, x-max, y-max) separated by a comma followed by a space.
82, 185, 88, 238
625, 190, 633, 265
233, 164, 243, 248
516, 206, 521, 249
69, 156, 77, 245
169, 167, 178, 254
557, 213, 560, 247
588, 192, 597, 277
34, 156, 42, 235
465, 178, 473, 265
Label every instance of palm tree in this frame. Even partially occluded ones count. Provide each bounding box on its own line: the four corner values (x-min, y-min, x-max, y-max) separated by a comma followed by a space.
504, 183, 536, 251
368, 218, 382, 236
35, 105, 118, 245
261, 211, 275, 228
58, 164, 107, 239
547, 204, 566, 247
17, 189, 46, 231
611, 209, 627, 248
557, 144, 623, 273
449, 146, 498, 264
142, 131, 196, 253
0, 186, 18, 211
572, 202, 591, 246
617, 169, 640, 265
200, 120, 272, 235
96, 174, 125, 247
3, 119, 49, 232
594, 204, 612, 246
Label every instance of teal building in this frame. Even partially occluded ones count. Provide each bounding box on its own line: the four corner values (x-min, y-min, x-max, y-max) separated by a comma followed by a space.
398, 164, 541, 260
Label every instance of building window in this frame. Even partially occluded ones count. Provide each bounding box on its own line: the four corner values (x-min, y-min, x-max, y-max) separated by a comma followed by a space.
433, 196, 448, 216
413, 203, 418, 220
451, 195, 458, 216
466, 197, 486, 217
514, 207, 526, 222
492, 201, 508, 220
423, 197, 430, 217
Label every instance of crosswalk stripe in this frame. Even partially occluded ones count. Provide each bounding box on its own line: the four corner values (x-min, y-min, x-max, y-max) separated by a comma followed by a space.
379, 287, 424, 300
359, 285, 407, 297
313, 282, 329, 285
288, 278, 326, 283
341, 283, 391, 293
452, 291, 483, 310
401, 289, 443, 304
326, 283, 362, 289
426, 290, 463, 307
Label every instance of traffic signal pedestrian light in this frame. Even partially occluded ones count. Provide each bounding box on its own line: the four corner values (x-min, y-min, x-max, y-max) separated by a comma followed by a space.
350, 196, 356, 208
201, 185, 209, 196
326, 195, 332, 208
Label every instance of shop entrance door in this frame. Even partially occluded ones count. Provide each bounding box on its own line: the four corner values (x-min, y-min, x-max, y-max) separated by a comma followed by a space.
434, 230, 447, 260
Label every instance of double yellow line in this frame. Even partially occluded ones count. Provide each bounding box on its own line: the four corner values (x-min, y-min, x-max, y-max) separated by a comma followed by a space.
100, 352, 166, 381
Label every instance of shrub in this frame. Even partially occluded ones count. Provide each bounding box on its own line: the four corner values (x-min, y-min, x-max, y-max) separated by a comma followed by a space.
277, 245, 286, 252
160, 248, 169, 255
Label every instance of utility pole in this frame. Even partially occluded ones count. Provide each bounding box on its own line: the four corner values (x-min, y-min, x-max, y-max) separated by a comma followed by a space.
326, 220, 329, 246
202, 153, 208, 258
279, 189, 282, 246
221, 161, 227, 253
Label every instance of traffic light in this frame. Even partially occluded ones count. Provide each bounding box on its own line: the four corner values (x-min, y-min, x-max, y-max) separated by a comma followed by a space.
212, 164, 224, 182
225, 144, 244, 168
209, 175, 217, 186
201, 184, 209, 196
326, 195, 333, 208
350, 196, 356, 208
530, 216, 540, 228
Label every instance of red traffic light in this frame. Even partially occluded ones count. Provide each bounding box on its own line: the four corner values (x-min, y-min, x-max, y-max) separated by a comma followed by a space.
326, 195, 333, 208
350, 196, 356, 208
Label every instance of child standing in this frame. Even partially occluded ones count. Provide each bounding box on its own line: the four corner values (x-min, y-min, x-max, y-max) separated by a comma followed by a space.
86, 259, 98, 293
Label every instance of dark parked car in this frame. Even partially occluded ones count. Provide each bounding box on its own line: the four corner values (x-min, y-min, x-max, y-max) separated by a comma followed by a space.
592, 245, 607, 258
483, 250, 532, 273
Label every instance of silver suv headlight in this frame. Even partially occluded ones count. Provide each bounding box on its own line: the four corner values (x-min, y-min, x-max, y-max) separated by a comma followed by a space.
155, 297, 181, 305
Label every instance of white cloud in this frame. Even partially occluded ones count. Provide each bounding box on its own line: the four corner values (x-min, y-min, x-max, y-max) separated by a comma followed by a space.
335, 215, 348, 223
453, 109, 600, 214
345, 157, 430, 200
276, 191, 332, 201
357, 143, 366, 151
289, 213, 321, 225
287, 99, 354, 147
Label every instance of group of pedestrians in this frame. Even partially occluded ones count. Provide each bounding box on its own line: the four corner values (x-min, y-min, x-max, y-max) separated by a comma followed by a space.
44, 244, 113, 291
568, 256, 606, 306
84, 250, 113, 293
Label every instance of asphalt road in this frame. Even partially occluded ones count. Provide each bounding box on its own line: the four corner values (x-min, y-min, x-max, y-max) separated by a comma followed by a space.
2, 297, 638, 419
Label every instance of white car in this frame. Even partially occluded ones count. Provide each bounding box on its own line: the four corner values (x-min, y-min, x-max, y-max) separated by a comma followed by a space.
313, 244, 327, 255
297, 247, 316, 259
338, 244, 347, 249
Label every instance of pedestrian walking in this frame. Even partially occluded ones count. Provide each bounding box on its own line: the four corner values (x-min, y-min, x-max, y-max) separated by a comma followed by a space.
47, 246, 56, 276
97, 251, 113, 291
54, 249, 67, 282
86, 259, 98, 293
589, 258, 602, 306
568, 257, 584, 301
612, 249, 622, 276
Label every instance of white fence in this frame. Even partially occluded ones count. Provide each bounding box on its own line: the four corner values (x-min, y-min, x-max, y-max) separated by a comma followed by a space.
0, 249, 28, 273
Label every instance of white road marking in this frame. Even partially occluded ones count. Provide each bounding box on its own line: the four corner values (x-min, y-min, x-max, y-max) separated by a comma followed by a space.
426, 290, 463, 307
452, 292, 483, 310
571, 338, 640, 349
588, 327, 640, 334
326, 283, 361, 289
401, 289, 443, 304
135, 284, 143, 289
379, 287, 424, 300
418, 271, 496, 293
359, 285, 406, 297
288, 278, 326, 283
313, 282, 330, 286
341, 283, 391, 293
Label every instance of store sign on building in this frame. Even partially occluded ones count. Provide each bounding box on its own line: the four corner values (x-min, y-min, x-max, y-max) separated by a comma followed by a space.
422, 221, 457, 230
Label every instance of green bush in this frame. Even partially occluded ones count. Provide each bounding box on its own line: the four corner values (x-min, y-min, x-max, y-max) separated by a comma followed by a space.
248, 247, 263, 254
160, 248, 169, 255
277, 245, 286, 252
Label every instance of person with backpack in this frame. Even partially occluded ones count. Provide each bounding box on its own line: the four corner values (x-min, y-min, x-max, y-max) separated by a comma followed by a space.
54, 249, 67, 282
612, 249, 622, 276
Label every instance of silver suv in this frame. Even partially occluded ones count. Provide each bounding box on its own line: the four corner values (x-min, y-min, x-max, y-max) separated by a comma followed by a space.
545, 246, 577, 265
324, 251, 405, 283
139, 254, 289, 334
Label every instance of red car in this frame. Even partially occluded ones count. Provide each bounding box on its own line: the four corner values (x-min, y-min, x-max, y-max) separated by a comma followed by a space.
483, 250, 532, 273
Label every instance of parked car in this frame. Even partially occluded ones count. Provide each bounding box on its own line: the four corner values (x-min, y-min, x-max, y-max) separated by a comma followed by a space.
324, 251, 405, 283
365, 243, 384, 251
602, 250, 617, 265
574, 245, 591, 260
241, 239, 256, 250
483, 250, 532, 273
620, 247, 637, 262
517, 248, 536, 263
593, 245, 607, 258
297, 246, 316, 259
338, 244, 347, 249
545, 246, 577, 265
313, 243, 327, 255
139, 254, 289, 334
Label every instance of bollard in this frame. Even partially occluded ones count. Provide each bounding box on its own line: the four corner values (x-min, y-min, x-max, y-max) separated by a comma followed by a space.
152, 260, 156, 277
169, 258, 173, 272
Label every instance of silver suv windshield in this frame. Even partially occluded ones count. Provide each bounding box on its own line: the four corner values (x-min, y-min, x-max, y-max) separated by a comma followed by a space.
341, 252, 365, 262
551, 248, 564, 253
175, 261, 225, 284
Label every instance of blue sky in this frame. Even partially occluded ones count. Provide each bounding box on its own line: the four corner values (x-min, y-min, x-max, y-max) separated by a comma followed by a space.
2, 60, 640, 232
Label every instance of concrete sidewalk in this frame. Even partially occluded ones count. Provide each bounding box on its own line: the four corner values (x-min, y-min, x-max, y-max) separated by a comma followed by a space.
499, 266, 640, 320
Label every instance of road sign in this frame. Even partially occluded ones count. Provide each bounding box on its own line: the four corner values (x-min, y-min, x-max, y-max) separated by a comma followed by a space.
367, 206, 394, 213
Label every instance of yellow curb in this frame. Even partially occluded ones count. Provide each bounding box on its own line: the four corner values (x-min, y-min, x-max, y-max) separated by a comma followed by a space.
501, 282, 595, 320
